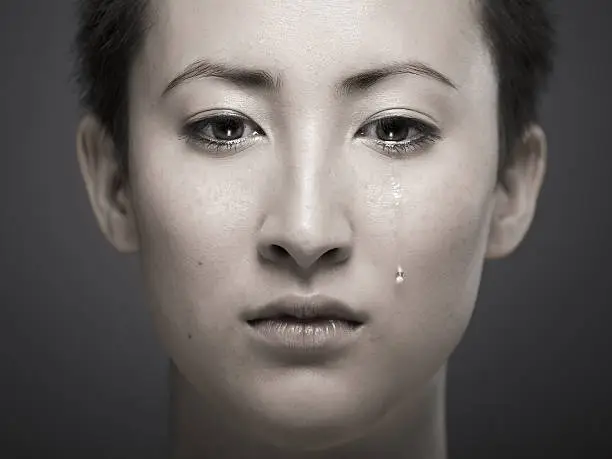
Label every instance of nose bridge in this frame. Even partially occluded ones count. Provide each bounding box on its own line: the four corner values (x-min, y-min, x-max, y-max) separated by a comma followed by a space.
284, 159, 333, 254
287, 113, 332, 232
257, 111, 353, 273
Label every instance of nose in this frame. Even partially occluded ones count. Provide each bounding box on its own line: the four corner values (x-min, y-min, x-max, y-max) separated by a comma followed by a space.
256, 173, 353, 277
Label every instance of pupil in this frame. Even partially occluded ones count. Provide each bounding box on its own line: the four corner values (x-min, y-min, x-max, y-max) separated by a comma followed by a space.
376, 117, 410, 141
212, 117, 245, 141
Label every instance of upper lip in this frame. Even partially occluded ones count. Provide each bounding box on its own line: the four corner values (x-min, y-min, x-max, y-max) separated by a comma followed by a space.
243, 294, 368, 324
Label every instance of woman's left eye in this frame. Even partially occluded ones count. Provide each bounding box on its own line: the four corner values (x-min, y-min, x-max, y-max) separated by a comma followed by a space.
182, 114, 264, 153
356, 116, 441, 157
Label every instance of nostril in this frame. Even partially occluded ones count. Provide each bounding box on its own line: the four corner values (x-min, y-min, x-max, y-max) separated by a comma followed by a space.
324, 247, 350, 264
270, 244, 289, 259
257, 240, 351, 270
257, 243, 293, 266
324, 248, 339, 261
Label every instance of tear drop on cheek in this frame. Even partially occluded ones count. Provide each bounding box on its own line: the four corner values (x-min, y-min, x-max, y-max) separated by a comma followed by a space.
395, 266, 405, 284
390, 170, 405, 288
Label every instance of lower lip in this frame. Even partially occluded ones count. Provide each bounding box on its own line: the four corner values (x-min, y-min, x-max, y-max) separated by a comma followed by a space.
246, 318, 363, 353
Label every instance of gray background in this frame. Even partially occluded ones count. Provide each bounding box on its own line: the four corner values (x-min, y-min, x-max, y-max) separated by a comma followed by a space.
1, 1, 610, 458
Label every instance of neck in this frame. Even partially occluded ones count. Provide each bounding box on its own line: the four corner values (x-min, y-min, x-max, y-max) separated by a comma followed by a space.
169, 362, 448, 459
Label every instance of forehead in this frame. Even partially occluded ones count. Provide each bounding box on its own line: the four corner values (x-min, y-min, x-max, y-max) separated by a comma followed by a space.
142, 0, 488, 95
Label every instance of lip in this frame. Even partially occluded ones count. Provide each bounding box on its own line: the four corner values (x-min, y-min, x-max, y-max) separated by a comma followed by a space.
242, 294, 368, 324
242, 294, 367, 356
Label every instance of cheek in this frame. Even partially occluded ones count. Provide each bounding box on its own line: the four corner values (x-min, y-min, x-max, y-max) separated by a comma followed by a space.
404, 178, 492, 302
407, 195, 491, 328
127, 134, 263, 353
375, 163, 495, 386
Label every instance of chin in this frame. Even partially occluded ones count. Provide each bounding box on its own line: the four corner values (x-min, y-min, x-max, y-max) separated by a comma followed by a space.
228, 372, 392, 451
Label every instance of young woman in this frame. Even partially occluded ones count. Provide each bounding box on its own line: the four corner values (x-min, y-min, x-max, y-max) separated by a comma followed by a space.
74, 0, 556, 457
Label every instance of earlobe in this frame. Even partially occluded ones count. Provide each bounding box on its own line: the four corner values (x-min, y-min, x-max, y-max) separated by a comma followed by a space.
76, 114, 140, 253
486, 124, 547, 259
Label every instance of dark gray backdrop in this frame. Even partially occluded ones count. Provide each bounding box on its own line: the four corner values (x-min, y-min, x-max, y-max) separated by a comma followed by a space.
1, 1, 610, 458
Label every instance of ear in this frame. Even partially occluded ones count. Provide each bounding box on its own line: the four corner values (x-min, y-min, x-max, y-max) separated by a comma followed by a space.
76, 114, 140, 253
486, 124, 547, 259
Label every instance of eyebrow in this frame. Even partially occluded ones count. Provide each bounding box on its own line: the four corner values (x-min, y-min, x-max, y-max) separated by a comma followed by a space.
162, 59, 457, 98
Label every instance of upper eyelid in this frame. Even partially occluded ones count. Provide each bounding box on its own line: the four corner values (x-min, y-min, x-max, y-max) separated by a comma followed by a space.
357, 116, 437, 137
362, 112, 437, 128
186, 111, 262, 129
187, 114, 265, 137
190, 113, 255, 126
360, 117, 428, 129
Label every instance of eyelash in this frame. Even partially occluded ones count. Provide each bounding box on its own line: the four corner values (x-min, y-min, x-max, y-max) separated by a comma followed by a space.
181, 113, 441, 157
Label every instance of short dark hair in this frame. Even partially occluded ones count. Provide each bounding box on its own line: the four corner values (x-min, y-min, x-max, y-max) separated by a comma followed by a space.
73, 0, 556, 190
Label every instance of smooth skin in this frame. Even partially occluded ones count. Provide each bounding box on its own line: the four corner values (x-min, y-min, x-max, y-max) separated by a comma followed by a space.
76, 0, 546, 457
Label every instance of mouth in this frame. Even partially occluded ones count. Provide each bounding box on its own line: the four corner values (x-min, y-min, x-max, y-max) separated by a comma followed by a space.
242, 294, 367, 354
243, 294, 367, 327
247, 316, 361, 328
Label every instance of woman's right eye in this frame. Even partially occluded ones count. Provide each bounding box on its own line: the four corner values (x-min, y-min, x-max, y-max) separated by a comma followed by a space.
182, 114, 265, 153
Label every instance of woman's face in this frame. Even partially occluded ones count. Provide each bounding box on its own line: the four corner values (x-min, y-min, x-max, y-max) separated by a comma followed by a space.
127, 0, 498, 448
